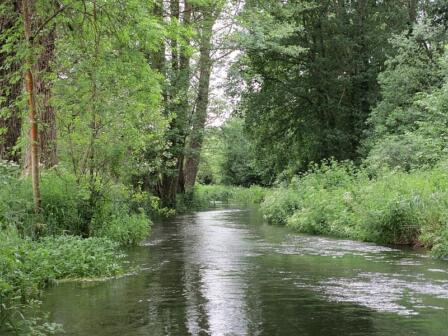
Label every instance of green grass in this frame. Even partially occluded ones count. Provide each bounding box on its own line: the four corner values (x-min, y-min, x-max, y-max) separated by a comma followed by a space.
183, 184, 267, 210
0, 161, 153, 333
0, 229, 124, 333
261, 160, 448, 258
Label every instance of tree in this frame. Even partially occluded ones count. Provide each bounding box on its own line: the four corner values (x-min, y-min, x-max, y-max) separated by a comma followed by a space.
184, 3, 220, 191
22, 0, 41, 212
35, 8, 57, 168
235, 0, 415, 177
154, 0, 194, 207
50, 0, 167, 230
0, 1, 22, 163
364, 21, 448, 171
152, 0, 225, 204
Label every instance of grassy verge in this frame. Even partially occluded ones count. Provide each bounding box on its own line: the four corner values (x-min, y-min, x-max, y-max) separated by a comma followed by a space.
0, 230, 125, 334
261, 161, 448, 258
177, 184, 267, 212
0, 162, 153, 334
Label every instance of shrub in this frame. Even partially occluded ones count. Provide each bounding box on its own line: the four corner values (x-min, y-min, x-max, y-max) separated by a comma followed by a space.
0, 167, 153, 246
0, 229, 123, 333
96, 213, 151, 246
262, 188, 302, 225
430, 229, 448, 259
365, 133, 445, 173
263, 160, 448, 258
39, 172, 89, 236
182, 184, 267, 212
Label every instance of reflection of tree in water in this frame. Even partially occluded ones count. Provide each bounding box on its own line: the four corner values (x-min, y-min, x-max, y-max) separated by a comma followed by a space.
243, 255, 377, 336
183, 258, 211, 335
140, 218, 191, 335
181, 210, 252, 335
40, 209, 448, 336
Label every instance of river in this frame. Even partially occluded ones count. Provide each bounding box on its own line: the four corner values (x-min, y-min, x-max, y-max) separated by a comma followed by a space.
40, 208, 448, 335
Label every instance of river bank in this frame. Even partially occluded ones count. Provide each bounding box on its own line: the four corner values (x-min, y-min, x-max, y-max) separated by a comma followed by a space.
32, 208, 448, 335
195, 161, 448, 259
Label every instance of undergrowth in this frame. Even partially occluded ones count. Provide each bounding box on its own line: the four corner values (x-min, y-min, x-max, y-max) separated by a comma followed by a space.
261, 160, 448, 258
179, 184, 266, 211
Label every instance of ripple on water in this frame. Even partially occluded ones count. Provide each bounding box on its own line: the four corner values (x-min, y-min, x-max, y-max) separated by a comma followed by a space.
267, 235, 399, 258
310, 272, 448, 316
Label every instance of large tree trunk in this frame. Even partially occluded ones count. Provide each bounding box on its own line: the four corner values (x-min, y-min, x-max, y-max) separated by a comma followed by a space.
154, 0, 193, 207
175, 0, 192, 194
0, 0, 22, 163
184, 9, 215, 190
151, 0, 176, 207
23, 1, 58, 169
22, 0, 41, 213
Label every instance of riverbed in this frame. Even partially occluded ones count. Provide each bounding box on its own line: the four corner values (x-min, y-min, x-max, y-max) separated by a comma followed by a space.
41, 208, 448, 335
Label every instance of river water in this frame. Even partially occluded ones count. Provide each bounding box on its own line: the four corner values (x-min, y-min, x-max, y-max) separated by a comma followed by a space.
41, 208, 448, 335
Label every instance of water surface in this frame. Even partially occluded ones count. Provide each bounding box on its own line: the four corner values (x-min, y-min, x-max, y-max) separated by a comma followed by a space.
41, 208, 448, 335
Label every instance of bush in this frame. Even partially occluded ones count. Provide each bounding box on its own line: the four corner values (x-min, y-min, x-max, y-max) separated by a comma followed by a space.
263, 160, 448, 258
186, 184, 267, 211
39, 173, 90, 236
0, 166, 153, 246
365, 133, 445, 173
0, 229, 123, 333
96, 213, 151, 246
262, 188, 302, 225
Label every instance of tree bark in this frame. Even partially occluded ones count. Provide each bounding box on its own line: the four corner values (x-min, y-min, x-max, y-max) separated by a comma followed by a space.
22, 0, 58, 169
154, 0, 193, 207
184, 9, 216, 190
22, 0, 41, 213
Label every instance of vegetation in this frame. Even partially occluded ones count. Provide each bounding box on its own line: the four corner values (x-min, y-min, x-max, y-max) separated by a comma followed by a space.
184, 184, 266, 210
260, 161, 448, 257
1, 0, 230, 332
2, 0, 448, 333
0, 233, 122, 334
192, 0, 448, 259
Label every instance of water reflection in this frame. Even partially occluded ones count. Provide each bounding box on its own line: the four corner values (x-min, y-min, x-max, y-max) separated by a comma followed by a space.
182, 210, 253, 335
36, 208, 448, 336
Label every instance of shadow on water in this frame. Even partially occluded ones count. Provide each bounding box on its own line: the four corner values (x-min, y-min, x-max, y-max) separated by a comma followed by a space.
39, 208, 448, 336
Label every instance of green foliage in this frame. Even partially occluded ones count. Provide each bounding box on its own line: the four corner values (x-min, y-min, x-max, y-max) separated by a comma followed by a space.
236, 0, 412, 174
430, 230, 448, 259
0, 229, 123, 333
53, 0, 168, 190
365, 133, 445, 173
0, 163, 152, 247
96, 213, 151, 246
218, 119, 266, 186
180, 184, 267, 211
363, 22, 448, 172
262, 188, 302, 225
262, 161, 448, 258
198, 119, 272, 186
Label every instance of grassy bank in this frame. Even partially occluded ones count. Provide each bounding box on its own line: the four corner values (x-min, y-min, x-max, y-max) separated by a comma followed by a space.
0, 162, 153, 334
261, 161, 448, 258
0, 231, 124, 334
179, 184, 267, 211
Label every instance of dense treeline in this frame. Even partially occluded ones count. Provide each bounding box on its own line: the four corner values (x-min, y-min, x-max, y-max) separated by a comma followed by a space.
3, 0, 448, 333
198, 0, 448, 258
227, 0, 448, 179
0, 0, 227, 333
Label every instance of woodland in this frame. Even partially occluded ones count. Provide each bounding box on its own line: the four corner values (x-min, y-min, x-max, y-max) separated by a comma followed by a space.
2, 0, 448, 334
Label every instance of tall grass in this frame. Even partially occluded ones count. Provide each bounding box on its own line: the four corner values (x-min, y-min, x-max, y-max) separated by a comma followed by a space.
0, 161, 153, 333
262, 160, 448, 258
0, 228, 124, 333
181, 184, 267, 211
